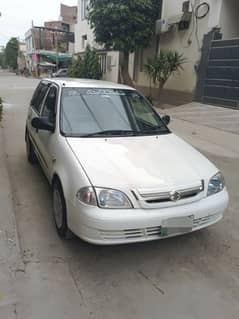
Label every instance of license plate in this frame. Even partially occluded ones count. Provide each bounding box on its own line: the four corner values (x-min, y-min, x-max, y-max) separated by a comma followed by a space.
161, 216, 194, 237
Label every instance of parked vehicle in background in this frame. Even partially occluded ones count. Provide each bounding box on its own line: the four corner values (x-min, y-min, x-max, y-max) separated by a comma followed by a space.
25, 78, 229, 245
52, 68, 68, 78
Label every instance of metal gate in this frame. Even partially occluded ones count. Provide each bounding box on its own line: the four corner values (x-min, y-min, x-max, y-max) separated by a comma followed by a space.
195, 30, 239, 109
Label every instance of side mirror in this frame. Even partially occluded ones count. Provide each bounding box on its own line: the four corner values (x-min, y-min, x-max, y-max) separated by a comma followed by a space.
31, 117, 55, 132
162, 115, 171, 126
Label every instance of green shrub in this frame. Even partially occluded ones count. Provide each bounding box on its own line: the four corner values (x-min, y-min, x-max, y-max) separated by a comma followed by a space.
68, 45, 102, 80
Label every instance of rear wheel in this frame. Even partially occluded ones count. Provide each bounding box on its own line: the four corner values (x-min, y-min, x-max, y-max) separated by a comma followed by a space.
53, 179, 72, 239
26, 130, 37, 164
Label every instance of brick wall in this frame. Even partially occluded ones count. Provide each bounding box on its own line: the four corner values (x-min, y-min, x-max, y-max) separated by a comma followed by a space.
61, 4, 77, 24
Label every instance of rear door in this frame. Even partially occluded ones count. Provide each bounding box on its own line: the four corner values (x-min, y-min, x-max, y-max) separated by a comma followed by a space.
27, 81, 50, 165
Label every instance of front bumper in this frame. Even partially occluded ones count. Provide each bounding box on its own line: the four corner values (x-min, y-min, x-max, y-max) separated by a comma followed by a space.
67, 189, 229, 245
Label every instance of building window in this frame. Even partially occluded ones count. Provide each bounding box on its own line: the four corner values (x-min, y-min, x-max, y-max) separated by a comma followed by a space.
81, 0, 90, 20
82, 35, 87, 49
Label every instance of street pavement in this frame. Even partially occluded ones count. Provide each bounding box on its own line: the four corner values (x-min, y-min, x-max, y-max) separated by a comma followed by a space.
0, 71, 239, 319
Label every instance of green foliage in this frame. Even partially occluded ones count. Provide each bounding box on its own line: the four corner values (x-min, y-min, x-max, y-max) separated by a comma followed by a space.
88, 0, 160, 53
68, 45, 102, 79
88, 0, 161, 85
145, 50, 186, 91
5, 37, 19, 70
0, 97, 3, 122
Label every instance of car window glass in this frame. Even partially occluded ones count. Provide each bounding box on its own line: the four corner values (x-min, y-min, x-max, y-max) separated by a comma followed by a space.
129, 94, 158, 127
61, 91, 131, 135
41, 86, 57, 124
61, 88, 169, 136
30, 83, 41, 106
31, 82, 49, 113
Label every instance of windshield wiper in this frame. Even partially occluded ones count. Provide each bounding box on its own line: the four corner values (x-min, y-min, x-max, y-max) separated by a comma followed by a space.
141, 124, 169, 134
80, 129, 140, 137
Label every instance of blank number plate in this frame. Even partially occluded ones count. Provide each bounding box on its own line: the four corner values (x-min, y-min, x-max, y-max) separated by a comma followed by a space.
161, 216, 194, 237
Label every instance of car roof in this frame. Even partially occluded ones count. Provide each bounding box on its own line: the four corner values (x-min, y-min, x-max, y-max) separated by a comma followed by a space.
44, 78, 136, 90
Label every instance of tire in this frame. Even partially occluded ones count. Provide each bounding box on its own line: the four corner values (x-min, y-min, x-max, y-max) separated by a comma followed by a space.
53, 179, 73, 239
26, 131, 37, 164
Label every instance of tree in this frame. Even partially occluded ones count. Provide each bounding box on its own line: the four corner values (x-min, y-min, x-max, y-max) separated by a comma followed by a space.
68, 45, 102, 79
88, 0, 160, 86
144, 50, 186, 98
5, 37, 19, 70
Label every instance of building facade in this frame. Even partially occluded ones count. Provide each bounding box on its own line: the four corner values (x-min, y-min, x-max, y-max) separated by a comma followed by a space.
133, 0, 239, 103
45, 4, 77, 55
17, 42, 27, 73
75, 0, 120, 83
74, 0, 239, 105
25, 4, 77, 77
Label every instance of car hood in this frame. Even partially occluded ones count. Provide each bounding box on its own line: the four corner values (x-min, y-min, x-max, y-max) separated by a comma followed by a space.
66, 134, 217, 192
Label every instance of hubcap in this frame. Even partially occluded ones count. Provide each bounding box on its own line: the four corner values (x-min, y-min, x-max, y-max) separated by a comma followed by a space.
53, 188, 63, 229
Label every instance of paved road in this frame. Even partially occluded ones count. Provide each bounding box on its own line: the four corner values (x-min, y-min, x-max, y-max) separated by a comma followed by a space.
163, 102, 239, 135
0, 72, 239, 319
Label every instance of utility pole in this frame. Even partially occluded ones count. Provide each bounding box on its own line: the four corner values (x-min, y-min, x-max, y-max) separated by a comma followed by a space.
30, 21, 39, 77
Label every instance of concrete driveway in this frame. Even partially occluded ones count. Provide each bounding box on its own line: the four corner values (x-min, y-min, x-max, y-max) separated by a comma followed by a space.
0, 72, 239, 319
162, 102, 239, 135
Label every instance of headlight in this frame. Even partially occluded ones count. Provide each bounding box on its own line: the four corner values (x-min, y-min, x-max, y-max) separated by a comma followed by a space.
207, 172, 225, 196
95, 188, 133, 209
77, 187, 133, 209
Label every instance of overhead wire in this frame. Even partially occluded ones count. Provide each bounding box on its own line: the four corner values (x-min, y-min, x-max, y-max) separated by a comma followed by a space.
184, 0, 196, 48
185, 1, 210, 50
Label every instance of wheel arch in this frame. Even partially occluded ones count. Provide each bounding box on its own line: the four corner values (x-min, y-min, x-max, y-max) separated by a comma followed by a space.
52, 173, 63, 189
51, 172, 68, 204
25, 126, 28, 142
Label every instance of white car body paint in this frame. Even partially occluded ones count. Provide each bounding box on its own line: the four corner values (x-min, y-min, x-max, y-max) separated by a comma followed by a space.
26, 79, 229, 245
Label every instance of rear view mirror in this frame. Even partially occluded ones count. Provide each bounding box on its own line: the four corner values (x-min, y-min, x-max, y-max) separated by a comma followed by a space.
31, 117, 55, 132
162, 115, 171, 126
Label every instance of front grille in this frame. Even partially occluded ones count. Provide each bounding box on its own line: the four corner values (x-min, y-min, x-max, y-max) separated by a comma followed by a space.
140, 182, 204, 204
101, 226, 161, 240
193, 213, 221, 228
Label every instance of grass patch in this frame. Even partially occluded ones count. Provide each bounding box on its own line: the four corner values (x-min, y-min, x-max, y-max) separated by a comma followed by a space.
0, 97, 3, 121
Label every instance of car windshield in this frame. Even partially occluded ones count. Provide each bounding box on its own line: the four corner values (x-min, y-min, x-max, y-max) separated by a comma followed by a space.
60, 88, 170, 137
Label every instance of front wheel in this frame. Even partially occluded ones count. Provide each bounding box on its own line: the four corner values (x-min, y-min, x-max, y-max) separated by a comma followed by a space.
53, 180, 72, 239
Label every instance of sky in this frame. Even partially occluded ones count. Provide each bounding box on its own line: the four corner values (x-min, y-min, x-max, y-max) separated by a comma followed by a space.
0, 0, 77, 46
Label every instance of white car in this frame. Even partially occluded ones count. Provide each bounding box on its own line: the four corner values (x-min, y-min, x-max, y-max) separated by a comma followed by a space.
25, 79, 229, 245
52, 68, 68, 78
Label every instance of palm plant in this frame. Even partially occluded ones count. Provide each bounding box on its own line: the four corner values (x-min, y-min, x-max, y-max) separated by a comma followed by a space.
144, 50, 186, 99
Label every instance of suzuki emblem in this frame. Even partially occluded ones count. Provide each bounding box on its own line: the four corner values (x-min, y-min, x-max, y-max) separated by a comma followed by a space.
169, 191, 181, 202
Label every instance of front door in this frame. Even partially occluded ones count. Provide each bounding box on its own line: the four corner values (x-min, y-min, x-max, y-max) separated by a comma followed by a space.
37, 85, 58, 180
